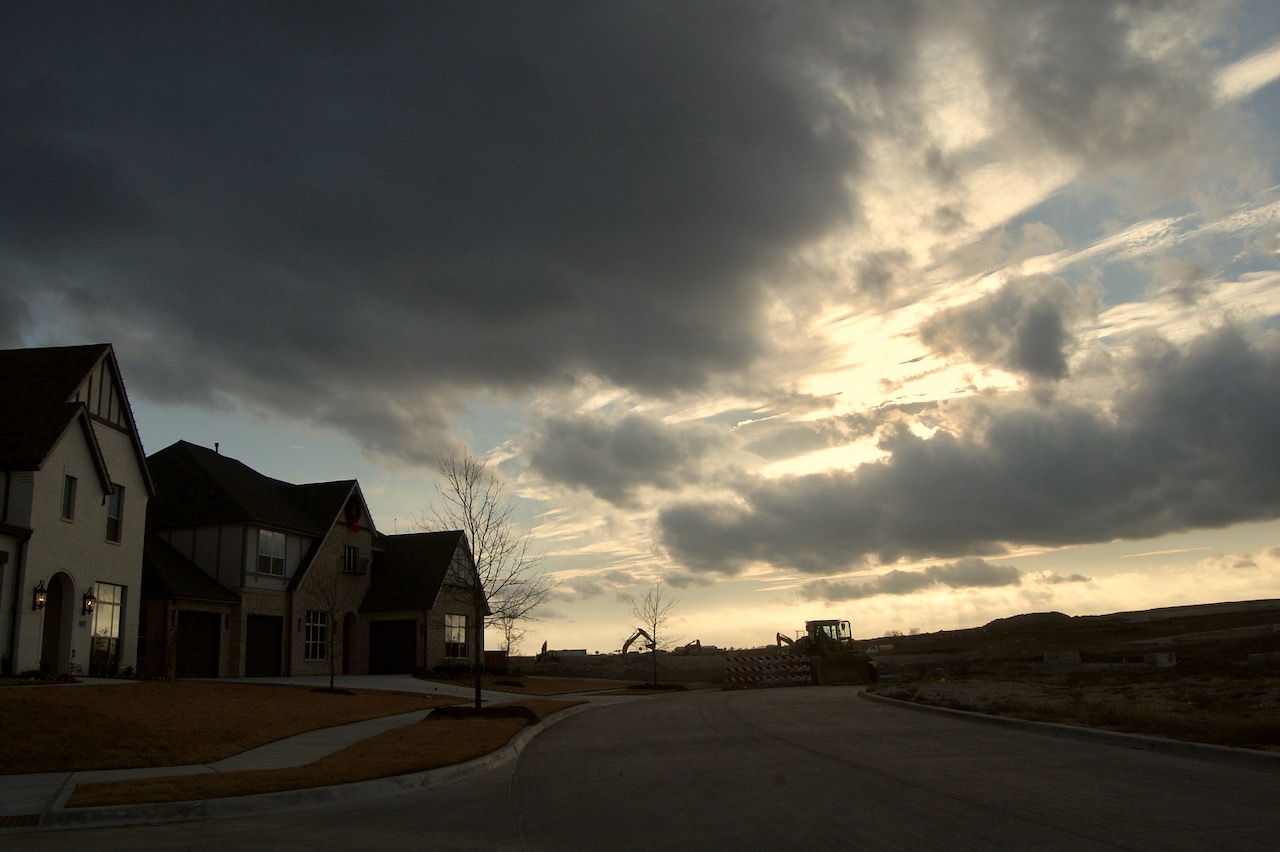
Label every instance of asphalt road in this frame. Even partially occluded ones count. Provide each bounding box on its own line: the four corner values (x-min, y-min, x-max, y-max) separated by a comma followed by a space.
9, 686, 1279, 850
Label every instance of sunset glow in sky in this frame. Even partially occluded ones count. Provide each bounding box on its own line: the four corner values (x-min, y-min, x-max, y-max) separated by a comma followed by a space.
5, 2, 1280, 653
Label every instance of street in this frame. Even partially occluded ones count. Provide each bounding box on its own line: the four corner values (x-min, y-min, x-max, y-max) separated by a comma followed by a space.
9, 687, 1279, 850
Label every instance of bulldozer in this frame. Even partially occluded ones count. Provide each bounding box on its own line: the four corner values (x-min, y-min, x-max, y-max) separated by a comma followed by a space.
777, 619, 878, 683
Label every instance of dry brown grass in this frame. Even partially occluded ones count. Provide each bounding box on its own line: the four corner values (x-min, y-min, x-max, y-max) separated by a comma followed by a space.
0, 682, 455, 773
67, 699, 579, 808
871, 667, 1280, 750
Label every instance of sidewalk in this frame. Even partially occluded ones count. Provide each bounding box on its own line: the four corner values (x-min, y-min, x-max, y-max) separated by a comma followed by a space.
0, 674, 624, 834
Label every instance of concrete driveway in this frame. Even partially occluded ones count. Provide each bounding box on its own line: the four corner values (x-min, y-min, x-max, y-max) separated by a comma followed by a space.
8, 685, 1279, 849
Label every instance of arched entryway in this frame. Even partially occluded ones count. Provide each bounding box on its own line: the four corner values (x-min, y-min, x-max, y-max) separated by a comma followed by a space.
39, 572, 74, 675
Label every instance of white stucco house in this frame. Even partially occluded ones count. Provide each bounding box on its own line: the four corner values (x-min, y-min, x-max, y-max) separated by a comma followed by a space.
0, 344, 153, 676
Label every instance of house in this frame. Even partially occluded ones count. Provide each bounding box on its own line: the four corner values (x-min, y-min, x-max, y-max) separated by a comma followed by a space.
362, 530, 489, 673
0, 344, 154, 676
144, 440, 486, 677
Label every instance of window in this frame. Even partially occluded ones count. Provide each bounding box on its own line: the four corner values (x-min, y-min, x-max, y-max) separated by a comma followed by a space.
341, 545, 363, 574
257, 529, 286, 576
445, 613, 467, 659
105, 483, 124, 542
90, 582, 124, 676
304, 610, 327, 661
62, 475, 77, 521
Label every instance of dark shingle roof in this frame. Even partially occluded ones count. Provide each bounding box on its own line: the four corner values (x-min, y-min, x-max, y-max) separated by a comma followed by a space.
361, 530, 468, 612
0, 344, 111, 470
142, 533, 240, 603
147, 441, 355, 536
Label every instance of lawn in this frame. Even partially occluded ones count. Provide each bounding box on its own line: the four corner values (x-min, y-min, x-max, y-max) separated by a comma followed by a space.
0, 681, 455, 774
0, 680, 587, 808
66, 698, 578, 808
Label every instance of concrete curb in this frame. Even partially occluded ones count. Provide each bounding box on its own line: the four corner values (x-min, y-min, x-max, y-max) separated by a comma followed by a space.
37, 702, 595, 832
860, 690, 1280, 771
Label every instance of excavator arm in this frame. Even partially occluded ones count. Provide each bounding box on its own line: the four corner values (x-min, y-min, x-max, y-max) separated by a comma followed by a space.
622, 627, 656, 654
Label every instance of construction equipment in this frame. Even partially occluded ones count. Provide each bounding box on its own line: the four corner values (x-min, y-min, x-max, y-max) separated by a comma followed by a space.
777, 619, 878, 683
621, 627, 655, 654
672, 639, 702, 656
778, 619, 856, 656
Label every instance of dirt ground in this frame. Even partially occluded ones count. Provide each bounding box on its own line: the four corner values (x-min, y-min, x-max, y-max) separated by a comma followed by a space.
869, 667, 1280, 750
861, 600, 1280, 751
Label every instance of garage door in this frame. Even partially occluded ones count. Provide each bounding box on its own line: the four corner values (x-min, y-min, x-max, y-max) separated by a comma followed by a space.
176, 610, 221, 678
368, 620, 417, 674
245, 614, 283, 677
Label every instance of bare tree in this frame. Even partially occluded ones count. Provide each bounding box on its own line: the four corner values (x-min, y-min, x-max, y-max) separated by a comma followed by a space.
307, 569, 364, 691
422, 451, 556, 706
496, 613, 526, 658
628, 583, 678, 687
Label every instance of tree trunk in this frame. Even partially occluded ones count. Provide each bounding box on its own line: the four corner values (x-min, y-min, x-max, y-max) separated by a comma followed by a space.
473, 582, 484, 709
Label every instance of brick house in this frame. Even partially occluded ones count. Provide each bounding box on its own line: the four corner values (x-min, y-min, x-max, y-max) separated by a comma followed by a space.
362, 530, 490, 673
0, 344, 154, 676
143, 440, 486, 678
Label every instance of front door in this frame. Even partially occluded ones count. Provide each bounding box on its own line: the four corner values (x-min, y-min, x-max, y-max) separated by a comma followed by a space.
39, 574, 69, 674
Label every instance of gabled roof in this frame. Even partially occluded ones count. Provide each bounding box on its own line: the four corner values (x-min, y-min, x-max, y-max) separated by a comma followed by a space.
0, 343, 155, 496
362, 530, 474, 612
147, 440, 357, 536
0, 344, 110, 469
142, 533, 240, 603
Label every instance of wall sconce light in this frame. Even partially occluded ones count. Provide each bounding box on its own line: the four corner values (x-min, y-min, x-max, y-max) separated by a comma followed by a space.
82, 588, 96, 615
32, 580, 47, 611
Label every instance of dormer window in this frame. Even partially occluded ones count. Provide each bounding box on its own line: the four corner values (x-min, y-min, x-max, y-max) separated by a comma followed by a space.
257, 529, 286, 576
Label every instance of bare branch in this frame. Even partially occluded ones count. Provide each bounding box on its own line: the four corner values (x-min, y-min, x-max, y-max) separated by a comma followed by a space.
420, 450, 557, 627
628, 583, 679, 686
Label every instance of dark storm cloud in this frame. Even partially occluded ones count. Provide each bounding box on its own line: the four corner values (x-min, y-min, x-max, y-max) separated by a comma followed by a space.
664, 571, 714, 590
526, 412, 725, 507
0, 2, 1233, 463
799, 557, 1021, 601
661, 324, 1280, 575
959, 0, 1217, 167
0, 2, 891, 457
920, 275, 1086, 381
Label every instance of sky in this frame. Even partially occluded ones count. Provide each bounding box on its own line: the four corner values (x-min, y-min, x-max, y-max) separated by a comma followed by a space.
4, 1, 1280, 654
